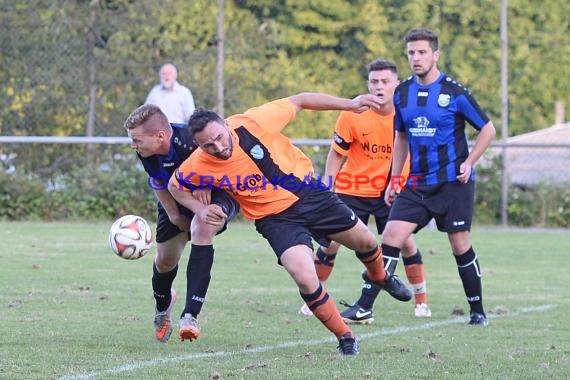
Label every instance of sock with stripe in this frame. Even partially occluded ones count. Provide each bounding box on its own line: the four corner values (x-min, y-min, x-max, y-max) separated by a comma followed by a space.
455, 247, 485, 315
403, 250, 428, 305
313, 246, 337, 282
355, 245, 386, 283
356, 244, 399, 309
301, 284, 352, 339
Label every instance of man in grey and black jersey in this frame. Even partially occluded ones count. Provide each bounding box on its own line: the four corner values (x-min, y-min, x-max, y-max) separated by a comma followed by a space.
383, 28, 496, 326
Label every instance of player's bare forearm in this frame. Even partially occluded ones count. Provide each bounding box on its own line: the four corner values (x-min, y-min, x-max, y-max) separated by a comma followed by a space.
465, 122, 496, 166
167, 181, 206, 216
324, 148, 345, 190
391, 132, 409, 177
192, 188, 212, 205
154, 188, 191, 230
154, 188, 181, 219
457, 122, 496, 183
385, 132, 409, 205
288, 92, 381, 114
168, 184, 227, 226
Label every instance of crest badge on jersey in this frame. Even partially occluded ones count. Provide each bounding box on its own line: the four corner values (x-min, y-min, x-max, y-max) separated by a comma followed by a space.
438, 94, 450, 107
250, 144, 264, 159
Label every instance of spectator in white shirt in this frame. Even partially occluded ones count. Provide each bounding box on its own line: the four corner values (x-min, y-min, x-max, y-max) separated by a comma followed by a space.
145, 63, 195, 124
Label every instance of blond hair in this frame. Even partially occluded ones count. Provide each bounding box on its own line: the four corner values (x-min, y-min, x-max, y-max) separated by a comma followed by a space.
123, 104, 168, 132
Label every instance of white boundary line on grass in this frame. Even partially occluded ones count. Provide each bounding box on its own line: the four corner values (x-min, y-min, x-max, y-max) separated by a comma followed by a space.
59, 304, 555, 380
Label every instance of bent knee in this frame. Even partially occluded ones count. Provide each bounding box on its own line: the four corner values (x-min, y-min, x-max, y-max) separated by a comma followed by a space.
400, 239, 417, 257
155, 245, 183, 271
355, 230, 378, 252
190, 223, 219, 242
296, 272, 321, 294
154, 256, 178, 272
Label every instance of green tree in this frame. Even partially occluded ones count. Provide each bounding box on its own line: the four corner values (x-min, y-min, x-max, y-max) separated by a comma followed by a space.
507, 0, 570, 134
1, 0, 569, 176
233, 0, 394, 138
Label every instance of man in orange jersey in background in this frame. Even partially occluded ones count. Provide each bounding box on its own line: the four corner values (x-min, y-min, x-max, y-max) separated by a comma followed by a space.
168, 92, 412, 356
298, 59, 431, 322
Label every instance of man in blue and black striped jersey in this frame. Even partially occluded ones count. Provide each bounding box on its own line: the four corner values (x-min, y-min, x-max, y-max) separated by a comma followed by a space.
123, 104, 239, 342
383, 28, 496, 326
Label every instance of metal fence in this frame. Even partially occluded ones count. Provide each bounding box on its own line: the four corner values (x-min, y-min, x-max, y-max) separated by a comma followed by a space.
1, 136, 569, 225
2, 136, 569, 185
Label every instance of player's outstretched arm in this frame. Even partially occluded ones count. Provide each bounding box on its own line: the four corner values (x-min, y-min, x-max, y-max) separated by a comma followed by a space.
288, 92, 381, 114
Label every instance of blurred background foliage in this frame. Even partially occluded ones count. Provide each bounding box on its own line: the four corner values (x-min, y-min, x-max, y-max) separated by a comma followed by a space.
0, 0, 569, 225
1, 0, 568, 140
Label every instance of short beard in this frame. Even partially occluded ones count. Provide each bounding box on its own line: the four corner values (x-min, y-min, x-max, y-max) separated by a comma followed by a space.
160, 80, 174, 90
214, 135, 233, 160
415, 61, 435, 80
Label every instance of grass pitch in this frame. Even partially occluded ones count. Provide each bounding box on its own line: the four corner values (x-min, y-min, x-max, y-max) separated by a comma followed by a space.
1, 221, 569, 379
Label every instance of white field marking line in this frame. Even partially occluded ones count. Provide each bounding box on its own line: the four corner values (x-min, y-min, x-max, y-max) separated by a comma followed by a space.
58, 304, 555, 380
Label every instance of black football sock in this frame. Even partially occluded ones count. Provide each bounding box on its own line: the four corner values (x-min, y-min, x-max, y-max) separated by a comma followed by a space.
455, 247, 485, 315
355, 281, 382, 310
152, 263, 178, 312
182, 244, 214, 318
380, 243, 401, 275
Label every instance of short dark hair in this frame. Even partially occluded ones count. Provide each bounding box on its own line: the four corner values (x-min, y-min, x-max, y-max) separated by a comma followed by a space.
367, 58, 398, 76
188, 108, 225, 136
404, 28, 439, 51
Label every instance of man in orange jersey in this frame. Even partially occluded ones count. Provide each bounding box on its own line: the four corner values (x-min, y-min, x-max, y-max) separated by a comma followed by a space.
298, 59, 431, 322
168, 92, 412, 355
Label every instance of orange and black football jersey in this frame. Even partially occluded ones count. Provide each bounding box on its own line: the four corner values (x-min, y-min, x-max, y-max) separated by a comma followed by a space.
332, 108, 409, 197
171, 98, 315, 220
